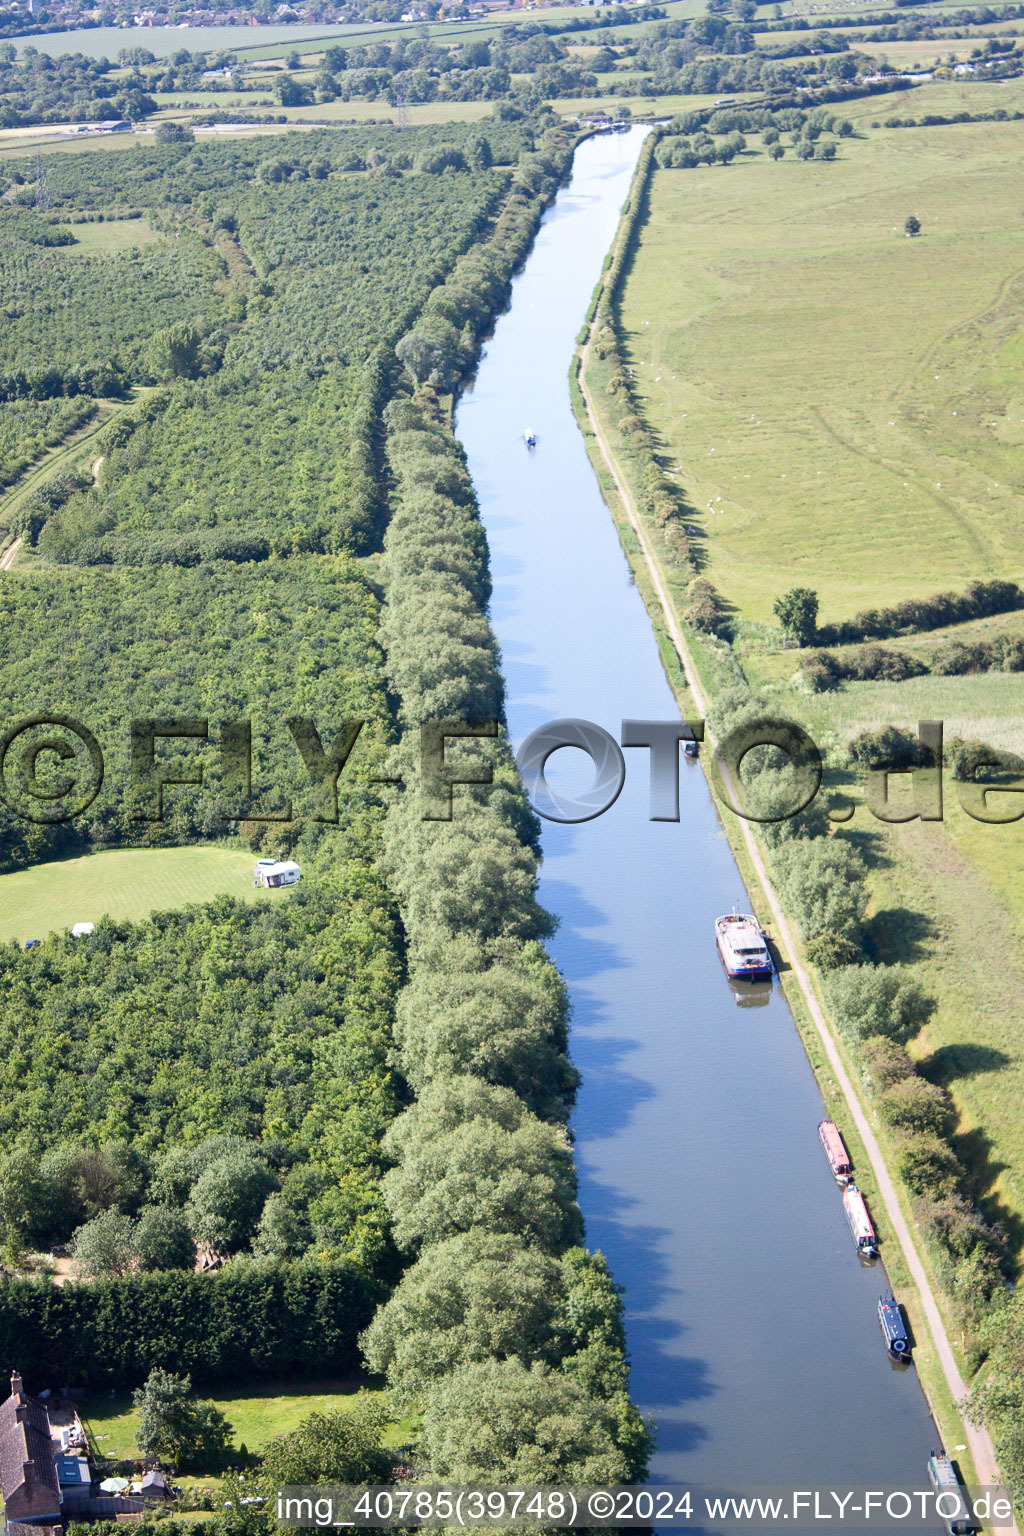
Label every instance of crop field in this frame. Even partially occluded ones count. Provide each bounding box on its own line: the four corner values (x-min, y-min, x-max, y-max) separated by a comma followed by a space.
619, 94, 1024, 628
0, 845, 274, 944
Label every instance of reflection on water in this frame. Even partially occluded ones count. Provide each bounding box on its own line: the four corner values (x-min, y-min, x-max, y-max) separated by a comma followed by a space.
729, 978, 773, 1010
456, 126, 937, 1513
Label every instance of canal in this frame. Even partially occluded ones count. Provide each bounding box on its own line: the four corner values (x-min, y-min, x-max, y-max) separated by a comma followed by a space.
455, 126, 939, 1510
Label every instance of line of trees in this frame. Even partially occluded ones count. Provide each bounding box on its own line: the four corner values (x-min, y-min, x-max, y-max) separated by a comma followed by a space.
360, 123, 652, 1484
0, 1259, 372, 1390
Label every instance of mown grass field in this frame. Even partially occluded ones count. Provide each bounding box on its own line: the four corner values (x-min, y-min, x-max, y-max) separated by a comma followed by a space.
0, 845, 278, 944
619, 83, 1024, 626
616, 91, 1024, 1256
79, 1380, 416, 1495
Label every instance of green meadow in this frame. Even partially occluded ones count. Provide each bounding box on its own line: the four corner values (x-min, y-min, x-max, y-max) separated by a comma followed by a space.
619, 86, 1024, 627
0, 845, 277, 944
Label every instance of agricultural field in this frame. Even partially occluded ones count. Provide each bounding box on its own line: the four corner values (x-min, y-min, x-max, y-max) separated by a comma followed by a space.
619, 88, 1024, 625
0, 845, 272, 944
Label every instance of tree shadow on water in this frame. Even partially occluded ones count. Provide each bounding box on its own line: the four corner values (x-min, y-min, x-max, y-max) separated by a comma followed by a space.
539, 875, 715, 1453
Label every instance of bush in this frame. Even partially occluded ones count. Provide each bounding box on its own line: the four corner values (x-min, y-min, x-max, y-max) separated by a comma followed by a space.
772, 838, 867, 940
684, 576, 726, 635
805, 930, 862, 969
846, 725, 919, 769
859, 1035, 915, 1093
825, 965, 933, 1044
894, 1131, 963, 1197
878, 1076, 956, 1138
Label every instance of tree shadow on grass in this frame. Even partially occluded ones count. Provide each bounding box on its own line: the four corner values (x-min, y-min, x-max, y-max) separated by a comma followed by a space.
919, 1042, 1011, 1087
948, 1124, 1024, 1259
860, 906, 938, 966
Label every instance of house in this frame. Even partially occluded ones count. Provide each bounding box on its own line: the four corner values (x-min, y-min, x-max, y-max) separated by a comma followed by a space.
54, 1453, 92, 1513
0, 1373, 61, 1526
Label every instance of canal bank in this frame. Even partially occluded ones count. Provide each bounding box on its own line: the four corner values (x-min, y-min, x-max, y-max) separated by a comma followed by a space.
568, 132, 1005, 1498
455, 124, 943, 1507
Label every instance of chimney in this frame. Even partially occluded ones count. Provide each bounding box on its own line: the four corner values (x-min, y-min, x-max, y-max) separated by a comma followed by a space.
23, 1461, 34, 1486
10, 1371, 22, 1397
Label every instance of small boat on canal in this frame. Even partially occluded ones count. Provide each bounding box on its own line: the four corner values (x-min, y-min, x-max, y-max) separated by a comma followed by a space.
843, 1184, 879, 1259
524, 428, 537, 448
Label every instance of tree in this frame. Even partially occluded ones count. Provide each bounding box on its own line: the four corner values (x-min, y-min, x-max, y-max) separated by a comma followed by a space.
155, 121, 194, 144
185, 1153, 277, 1253
147, 323, 203, 382
769, 143, 785, 160
905, 214, 921, 236
773, 586, 819, 645
825, 964, 934, 1044
773, 839, 867, 941
796, 138, 815, 160
0, 1149, 51, 1256
362, 1231, 563, 1401
70, 1209, 137, 1279
275, 74, 314, 106
879, 1076, 955, 1138
252, 1193, 310, 1260
133, 1369, 232, 1472
257, 1401, 391, 1493
420, 1358, 633, 1483
134, 1205, 196, 1272
381, 1077, 582, 1253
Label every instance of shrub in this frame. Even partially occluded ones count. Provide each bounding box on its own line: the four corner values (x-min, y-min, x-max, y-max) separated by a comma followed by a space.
845, 725, 919, 769
805, 930, 862, 969
825, 965, 934, 1044
859, 1035, 915, 1093
773, 839, 868, 940
878, 1076, 956, 1138
684, 576, 726, 635
894, 1131, 963, 1197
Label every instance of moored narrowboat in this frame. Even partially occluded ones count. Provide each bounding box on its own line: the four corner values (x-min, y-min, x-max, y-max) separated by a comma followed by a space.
818, 1119, 853, 1185
927, 1451, 977, 1535
878, 1293, 911, 1360
843, 1183, 878, 1258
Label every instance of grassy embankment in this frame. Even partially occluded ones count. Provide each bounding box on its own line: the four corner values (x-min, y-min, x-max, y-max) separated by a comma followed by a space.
574, 93, 1024, 1477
